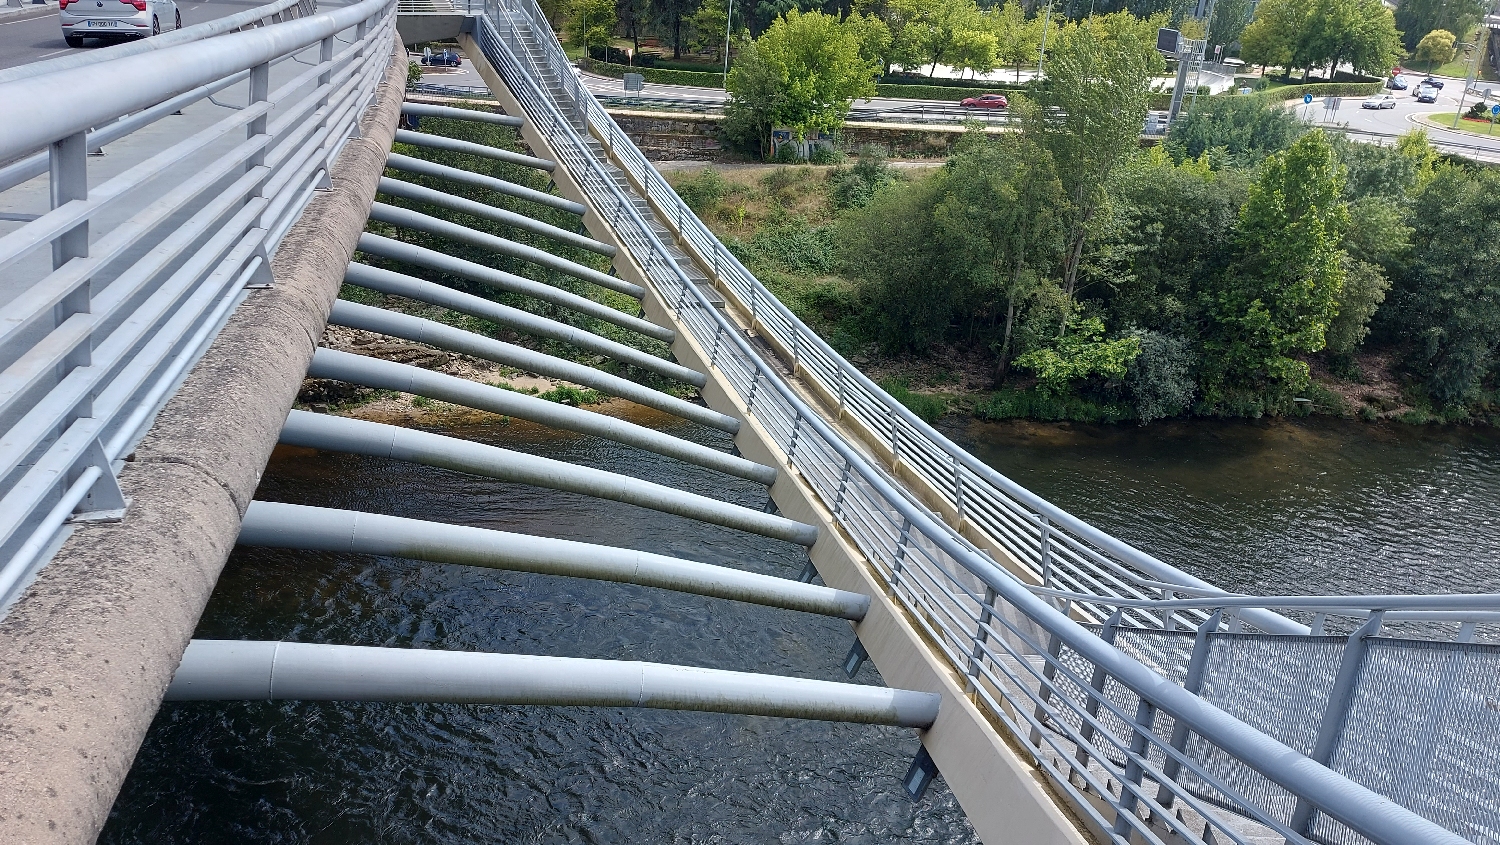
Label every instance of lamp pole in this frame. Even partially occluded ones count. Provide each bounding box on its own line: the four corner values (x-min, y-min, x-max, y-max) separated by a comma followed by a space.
1037, 0, 1053, 79
723, 0, 734, 89
1452, 35, 1484, 128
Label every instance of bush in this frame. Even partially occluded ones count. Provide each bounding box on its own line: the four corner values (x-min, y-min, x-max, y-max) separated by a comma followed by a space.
878, 377, 947, 422
973, 387, 1135, 423
827, 146, 899, 209
1125, 330, 1196, 423
739, 216, 839, 275
584, 58, 725, 87
874, 83, 1022, 101
808, 145, 845, 165
1166, 94, 1306, 165
878, 73, 1010, 89
674, 168, 730, 213
1257, 81, 1384, 101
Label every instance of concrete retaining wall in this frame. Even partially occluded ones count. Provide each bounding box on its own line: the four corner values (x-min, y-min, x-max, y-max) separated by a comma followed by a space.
0, 41, 409, 845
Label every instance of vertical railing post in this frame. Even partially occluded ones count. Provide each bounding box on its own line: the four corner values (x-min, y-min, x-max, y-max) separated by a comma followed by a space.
890, 516, 912, 593
965, 585, 998, 694
1029, 597, 1070, 748
49, 130, 90, 417
832, 461, 852, 517
1074, 608, 1123, 769
247, 61, 270, 172
1113, 694, 1158, 839
1287, 611, 1385, 838
1038, 515, 1052, 588
786, 413, 802, 467
1161, 589, 1176, 631
1156, 609, 1221, 807
953, 455, 965, 525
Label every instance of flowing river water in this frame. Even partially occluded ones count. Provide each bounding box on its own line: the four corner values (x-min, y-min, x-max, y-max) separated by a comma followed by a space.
100, 409, 1500, 842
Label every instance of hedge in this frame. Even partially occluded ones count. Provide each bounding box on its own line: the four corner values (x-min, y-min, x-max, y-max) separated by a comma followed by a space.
1257, 81, 1384, 100
584, 59, 724, 87
876, 82, 1023, 101
879, 73, 1029, 90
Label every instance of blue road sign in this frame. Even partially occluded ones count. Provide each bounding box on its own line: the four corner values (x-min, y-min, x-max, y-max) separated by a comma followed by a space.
1304, 93, 1314, 104
1491, 103, 1499, 117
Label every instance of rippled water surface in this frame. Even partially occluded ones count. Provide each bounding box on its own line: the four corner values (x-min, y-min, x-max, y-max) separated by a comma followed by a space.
945, 417, 1500, 599
102, 410, 977, 844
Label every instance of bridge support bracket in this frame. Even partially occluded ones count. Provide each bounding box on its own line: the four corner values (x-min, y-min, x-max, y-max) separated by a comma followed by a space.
842, 638, 868, 679
902, 746, 940, 802
798, 560, 818, 584
66, 437, 130, 524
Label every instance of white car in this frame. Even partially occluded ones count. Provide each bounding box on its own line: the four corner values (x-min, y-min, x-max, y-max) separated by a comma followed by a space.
60, 0, 180, 48
1362, 93, 1397, 109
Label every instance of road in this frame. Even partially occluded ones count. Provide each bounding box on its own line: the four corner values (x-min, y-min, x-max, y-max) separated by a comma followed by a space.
1303, 74, 1500, 161
0, 0, 315, 71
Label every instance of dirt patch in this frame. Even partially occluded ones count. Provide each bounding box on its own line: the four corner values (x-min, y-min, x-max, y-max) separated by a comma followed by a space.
1308, 349, 1415, 418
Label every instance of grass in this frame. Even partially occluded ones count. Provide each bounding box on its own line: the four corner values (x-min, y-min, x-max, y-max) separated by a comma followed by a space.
878, 378, 948, 422
1417, 112, 1500, 136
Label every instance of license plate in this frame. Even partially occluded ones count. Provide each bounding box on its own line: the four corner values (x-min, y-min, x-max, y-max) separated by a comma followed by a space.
86, 20, 116, 27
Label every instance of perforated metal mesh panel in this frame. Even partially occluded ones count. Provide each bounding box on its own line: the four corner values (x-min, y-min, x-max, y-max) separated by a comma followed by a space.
1313, 639, 1500, 845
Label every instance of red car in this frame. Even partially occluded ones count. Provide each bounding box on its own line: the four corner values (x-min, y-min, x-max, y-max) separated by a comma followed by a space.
960, 93, 1009, 109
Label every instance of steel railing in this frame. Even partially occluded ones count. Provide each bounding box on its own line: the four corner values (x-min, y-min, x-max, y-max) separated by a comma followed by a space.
0, 0, 398, 612
469, 7, 1478, 844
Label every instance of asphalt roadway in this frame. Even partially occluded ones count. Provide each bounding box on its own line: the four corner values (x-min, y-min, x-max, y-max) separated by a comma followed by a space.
0, 0, 321, 71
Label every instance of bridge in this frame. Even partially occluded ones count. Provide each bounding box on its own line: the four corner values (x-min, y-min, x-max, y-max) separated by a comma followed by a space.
0, 1, 1496, 843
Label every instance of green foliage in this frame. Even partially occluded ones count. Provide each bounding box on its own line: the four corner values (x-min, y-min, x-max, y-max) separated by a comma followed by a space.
827, 146, 900, 209
406, 61, 423, 89
1415, 29, 1458, 69
740, 215, 839, 275
1199, 130, 1348, 406
537, 384, 607, 405
734, 10, 880, 142
1125, 330, 1196, 422
566, 0, 616, 51
1396, 0, 1486, 51
878, 377, 948, 422
888, 0, 985, 76
1165, 94, 1306, 166
674, 167, 731, 212
585, 59, 724, 85
721, 43, 781, 157
973, 386, 1136, 423
1258, 81, 1384, 99
1014, 314, 1142, 396
1239, 0, 1402, 78
1386, 165, 1500, 405
873, 82, 1019, 100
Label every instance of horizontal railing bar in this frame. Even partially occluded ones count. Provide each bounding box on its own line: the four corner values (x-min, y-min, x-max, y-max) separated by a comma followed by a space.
377, 176, 615, 255
393, 128, 555, 171
401, 102, 524, 127
385, 152, 585, 214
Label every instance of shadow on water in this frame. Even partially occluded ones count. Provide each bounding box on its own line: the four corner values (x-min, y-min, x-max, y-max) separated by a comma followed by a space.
944, 416, 1500, 600
101, 408, 979, 844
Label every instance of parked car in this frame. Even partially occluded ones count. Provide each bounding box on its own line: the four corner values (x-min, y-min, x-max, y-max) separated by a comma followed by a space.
60, 0, 179, 47
1362, 93, 1397, 109
1386, 75, 1408, 90
1416, 84, 1440, 103
960, 94, 1009, 109
421, 48, 462, 67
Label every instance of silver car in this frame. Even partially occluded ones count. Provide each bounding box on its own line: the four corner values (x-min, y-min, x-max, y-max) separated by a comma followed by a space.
60, 0, 180, 47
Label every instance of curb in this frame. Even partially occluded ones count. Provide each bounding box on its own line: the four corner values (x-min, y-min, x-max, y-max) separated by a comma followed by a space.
0, 2, 58, 24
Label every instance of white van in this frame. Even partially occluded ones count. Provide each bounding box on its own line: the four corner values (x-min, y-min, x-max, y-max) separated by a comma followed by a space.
60, 0, 180, 47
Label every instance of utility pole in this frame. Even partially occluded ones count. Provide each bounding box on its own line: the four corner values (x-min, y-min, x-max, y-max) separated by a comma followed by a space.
1037, 0, 1054, 79
723, 0, 734, 89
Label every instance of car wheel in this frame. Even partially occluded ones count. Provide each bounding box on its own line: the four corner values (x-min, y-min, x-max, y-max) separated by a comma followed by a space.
175, 9, 182, 29
152, 15, 160, 35
65, 33, 84, 47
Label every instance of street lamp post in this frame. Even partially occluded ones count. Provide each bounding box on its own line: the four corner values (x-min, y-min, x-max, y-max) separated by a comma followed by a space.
723, 0, 734, 89
1037, 0, 1053, 79
1452, 36, 1484, 128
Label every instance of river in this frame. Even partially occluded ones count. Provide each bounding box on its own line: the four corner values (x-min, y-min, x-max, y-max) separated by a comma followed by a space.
100, 409, 977, 844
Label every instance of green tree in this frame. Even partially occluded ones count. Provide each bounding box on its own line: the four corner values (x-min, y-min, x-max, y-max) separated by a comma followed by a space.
722, 42, 784, 156
745, 10, 880, 141
932, 129, 1066, 378
1395, 0, 1485, 52
888, 0, 983, 76
688, 0, 747, 61
650, 0, 697, 57
1414, 29, 1457, 70
567, 0, 617, 51
1298, 0, 1403, 79
1327, 196, 1408, 356
1024, 11, 1166, 302
1385, 166, 1500, 405
1014, 313, 1142, 395
1238, 0, 1302, 74
1200, 130, 1349, 408
991, 0, 1039, 83
842, 10, 894, 69
951, 26, 999, 78
1165, 93, 1306, 166
1207, 0, 1255, 50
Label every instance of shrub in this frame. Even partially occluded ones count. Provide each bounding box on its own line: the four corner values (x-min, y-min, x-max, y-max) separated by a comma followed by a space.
538, 384, 606, 405
878, 377, 947, 422
827, 145, 899, 209
1125, 330, 1196, 423
585, 59, 725, 87
874, 83, 1023, 101
808, 145, 846, 165
973, 387, 1135, 423
674, 168, 730, 213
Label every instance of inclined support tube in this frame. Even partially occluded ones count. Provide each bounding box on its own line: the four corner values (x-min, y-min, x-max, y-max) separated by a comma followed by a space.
400, 102, 524, 127
356, 233, 670, 342
239, 501, 857, 616
394, 128, 555, 172
166, 641, 941, 728
385, 153, 585, 215
377, 177, 614, 256
279, 412, 807, 542
328, 300, 736, 432
305, 349, 783, 489
368, 202, 638, 296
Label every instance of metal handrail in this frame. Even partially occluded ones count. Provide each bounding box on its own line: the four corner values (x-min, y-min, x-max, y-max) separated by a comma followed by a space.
471, 10, 1472, 844
0, 0, 397, 612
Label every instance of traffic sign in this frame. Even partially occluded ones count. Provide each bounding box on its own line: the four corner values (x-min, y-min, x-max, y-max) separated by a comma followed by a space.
1303, 93, 1313, 104
1491, 103, 1499, 117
